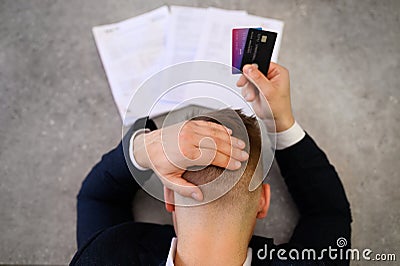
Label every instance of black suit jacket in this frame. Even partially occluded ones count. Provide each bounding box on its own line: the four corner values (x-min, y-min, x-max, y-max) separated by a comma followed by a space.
71, 118, 352, 265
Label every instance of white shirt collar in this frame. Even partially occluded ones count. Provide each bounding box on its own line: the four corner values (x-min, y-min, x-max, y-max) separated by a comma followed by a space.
166, 237, 252, 266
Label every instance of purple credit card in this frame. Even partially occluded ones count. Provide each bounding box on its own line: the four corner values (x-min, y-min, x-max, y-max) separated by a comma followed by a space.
232, 28, 262, 74
232, 28, 249, 74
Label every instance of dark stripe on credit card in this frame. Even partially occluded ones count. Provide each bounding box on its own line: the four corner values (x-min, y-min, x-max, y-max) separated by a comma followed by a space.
240, 28, 277, 76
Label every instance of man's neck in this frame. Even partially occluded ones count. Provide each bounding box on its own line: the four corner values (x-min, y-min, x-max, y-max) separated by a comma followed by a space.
174, 220, 251, 266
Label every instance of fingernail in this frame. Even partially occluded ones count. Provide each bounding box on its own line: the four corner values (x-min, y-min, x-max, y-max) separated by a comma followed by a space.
249, 67, 260, 78
241, 151, 249, 160
244, 65, 251, 74
252, 63, 259, 69
235, 161, 241, 168
191, 192, 201, 201
244, 92, 250, 100
226, 127, 232, 134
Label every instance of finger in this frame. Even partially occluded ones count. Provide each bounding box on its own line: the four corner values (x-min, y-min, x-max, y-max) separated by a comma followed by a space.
191, 122, 246, 149
267, 62, 280, 79
268, 62, 277, 73
196, 135, 249, 161
236, 74, 248, 87
162, 175, 204, 201
197, 148, 243, 170
241, 83, 259, 102
196, 131, 246, 149
190, 120, 232, 135
242, 64, 272, 91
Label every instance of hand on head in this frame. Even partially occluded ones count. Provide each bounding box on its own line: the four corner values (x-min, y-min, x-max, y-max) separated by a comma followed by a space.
133, 119, 249, 201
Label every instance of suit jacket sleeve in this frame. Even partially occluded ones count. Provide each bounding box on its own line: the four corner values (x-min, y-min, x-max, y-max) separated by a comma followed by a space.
275, 133, 352, 253
76, 117, 157, 248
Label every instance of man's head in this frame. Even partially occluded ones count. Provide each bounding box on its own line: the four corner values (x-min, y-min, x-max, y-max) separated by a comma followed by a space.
164, 109, 270, 245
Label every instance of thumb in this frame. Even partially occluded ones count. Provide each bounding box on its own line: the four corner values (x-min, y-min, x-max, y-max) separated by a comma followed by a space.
162, 175, 204, 201
243, 64, 272, 95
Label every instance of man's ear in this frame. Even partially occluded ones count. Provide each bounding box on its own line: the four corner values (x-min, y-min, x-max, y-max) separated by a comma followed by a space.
164, 186, 175, 213
256, 184, 270, 219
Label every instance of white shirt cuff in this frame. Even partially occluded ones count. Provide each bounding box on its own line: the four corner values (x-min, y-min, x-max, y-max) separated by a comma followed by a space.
268, 121, 306, 150
129, 128, 151, 171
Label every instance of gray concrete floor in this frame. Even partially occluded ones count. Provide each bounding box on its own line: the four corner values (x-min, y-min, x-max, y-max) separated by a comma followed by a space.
0, 0, 399, 264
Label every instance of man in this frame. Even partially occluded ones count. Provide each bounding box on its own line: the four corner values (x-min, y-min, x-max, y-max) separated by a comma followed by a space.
71, 63, 352, 265
164, 108, 267, 266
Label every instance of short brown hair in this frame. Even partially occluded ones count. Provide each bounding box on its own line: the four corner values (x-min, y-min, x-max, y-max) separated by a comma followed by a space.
181, 109, 262, 208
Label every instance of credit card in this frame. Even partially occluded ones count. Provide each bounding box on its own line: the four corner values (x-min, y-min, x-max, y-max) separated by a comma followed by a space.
232, 28, 250, 74
232, 28, 262, 74
237, 28, 277, 76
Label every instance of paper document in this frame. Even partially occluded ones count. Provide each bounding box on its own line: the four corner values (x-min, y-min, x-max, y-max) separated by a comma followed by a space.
92, 5, 284, 125
165, 6, 207, 65
92, 6, 169, 122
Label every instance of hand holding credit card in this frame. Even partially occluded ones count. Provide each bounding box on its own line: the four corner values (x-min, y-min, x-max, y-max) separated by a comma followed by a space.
232, 28, 277, 76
